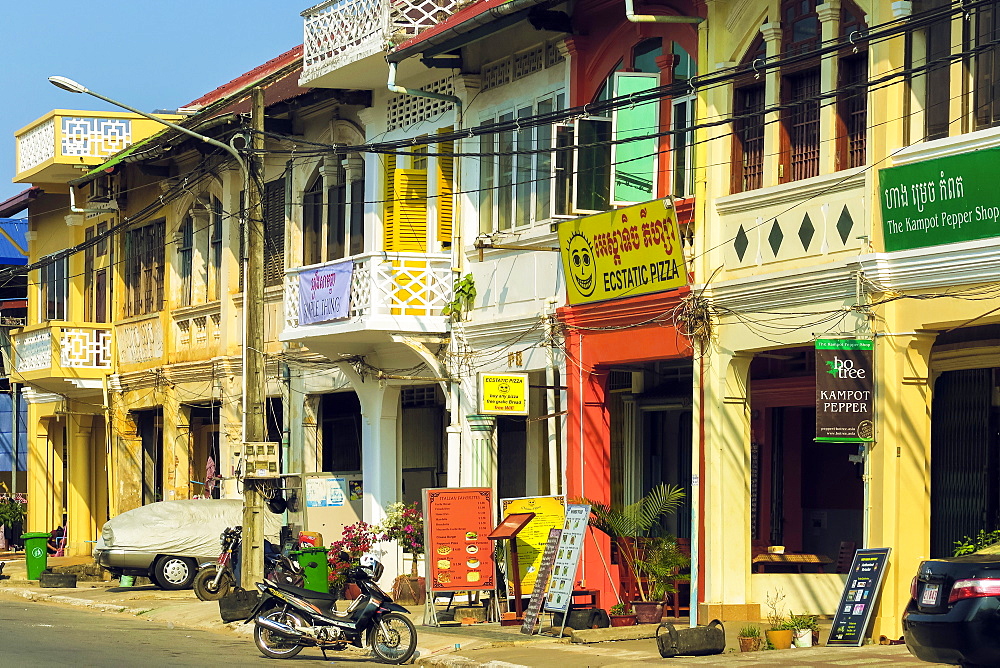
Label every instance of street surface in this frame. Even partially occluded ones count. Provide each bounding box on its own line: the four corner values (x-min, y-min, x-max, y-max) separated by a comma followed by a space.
0, 599, 385, 667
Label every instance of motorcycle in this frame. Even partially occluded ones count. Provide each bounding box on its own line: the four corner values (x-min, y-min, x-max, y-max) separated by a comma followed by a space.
246, 554, 417, 664
193, 526, 302, 601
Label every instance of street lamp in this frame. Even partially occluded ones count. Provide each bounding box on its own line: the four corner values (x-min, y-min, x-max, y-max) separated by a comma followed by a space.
49, 76, 267, 587
48, 76, 246, 175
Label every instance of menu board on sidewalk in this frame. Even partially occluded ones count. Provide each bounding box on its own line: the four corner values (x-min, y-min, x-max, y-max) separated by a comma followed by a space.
425, 487, 495, 592
827, 547, 891, 646
545, 504, 591, 614
521, 528, 562, 635
500, 495, 566, 595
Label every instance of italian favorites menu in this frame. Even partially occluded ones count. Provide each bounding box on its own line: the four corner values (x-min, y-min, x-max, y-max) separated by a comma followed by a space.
425, 487, 495, 591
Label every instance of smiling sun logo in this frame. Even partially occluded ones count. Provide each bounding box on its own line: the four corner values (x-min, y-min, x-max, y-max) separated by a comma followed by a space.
567, 232, 596, 297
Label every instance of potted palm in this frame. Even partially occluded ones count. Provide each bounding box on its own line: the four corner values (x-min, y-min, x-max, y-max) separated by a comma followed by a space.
581, 483, 686, 623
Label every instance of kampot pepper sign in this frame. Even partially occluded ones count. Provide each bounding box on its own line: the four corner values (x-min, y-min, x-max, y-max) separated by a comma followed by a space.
815, 339, 874, 443
559, 198, 687, 305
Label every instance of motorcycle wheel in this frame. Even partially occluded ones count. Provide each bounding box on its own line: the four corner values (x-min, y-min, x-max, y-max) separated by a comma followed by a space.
192, 566, 233, 601
367, 612, 417, 665
254, 609, 306, 659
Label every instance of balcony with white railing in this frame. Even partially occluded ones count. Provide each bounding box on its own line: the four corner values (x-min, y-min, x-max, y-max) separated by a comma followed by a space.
14, 109, 182, 185
12, 323, 111, 392
282, 252, 452, 355
300, 0, 463, 89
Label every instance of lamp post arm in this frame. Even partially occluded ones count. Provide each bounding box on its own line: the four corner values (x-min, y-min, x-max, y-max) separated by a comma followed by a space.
80, 88, 247, 175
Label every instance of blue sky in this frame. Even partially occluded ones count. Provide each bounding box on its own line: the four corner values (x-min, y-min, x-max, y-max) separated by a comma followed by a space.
3, 1, 303, 204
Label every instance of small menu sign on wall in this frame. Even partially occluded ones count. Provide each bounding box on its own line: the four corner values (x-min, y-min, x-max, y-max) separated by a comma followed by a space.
424, 487, 495, 592
827, 547, 891, 646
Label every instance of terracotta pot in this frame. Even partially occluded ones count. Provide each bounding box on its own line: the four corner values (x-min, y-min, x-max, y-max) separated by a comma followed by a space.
632, 601, 665, 624
609, 613, 638, 627
738, 636, 761, 652
766, 629, 794, 650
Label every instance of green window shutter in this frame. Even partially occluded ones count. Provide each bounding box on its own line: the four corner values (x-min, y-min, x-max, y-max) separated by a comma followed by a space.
612, 72, 660, 204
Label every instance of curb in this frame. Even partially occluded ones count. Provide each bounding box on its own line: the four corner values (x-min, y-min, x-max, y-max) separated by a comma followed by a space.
416, 655, 529, 668
0, 586, 135, 614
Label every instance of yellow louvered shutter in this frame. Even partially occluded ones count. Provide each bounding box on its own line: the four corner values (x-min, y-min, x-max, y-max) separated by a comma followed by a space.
436, 127, 454, 248
393, 169, 428, 252
382, 154, 397, 250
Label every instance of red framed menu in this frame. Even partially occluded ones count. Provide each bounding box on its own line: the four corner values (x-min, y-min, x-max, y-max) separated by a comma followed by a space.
424, 487, 495, 592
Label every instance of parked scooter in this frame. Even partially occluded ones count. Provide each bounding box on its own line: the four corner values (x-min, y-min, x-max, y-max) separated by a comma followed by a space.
245, 554, 416, 664
193, 526, 301, 601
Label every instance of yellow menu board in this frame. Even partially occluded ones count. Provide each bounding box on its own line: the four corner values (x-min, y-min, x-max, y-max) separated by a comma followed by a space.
479, 373, 529, 415
500, 495, 566, 595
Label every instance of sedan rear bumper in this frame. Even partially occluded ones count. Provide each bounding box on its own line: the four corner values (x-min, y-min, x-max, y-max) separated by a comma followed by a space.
903, 598, 1000, 666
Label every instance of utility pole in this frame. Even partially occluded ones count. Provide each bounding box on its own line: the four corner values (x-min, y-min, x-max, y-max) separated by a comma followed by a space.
241, 86, 267, 590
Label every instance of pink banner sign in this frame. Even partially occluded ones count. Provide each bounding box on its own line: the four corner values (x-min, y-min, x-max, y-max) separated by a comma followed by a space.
298, 261, 353, 325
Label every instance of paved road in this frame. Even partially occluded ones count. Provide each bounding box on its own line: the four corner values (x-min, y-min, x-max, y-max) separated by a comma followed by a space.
0, 599, 386, 667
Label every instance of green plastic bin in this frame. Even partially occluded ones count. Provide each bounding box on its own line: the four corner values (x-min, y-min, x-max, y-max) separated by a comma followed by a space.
293, 547, 329, 593
21, 532, 51, 580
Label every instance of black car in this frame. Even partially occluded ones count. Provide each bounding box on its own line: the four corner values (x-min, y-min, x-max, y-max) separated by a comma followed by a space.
903, 552, 1000, 666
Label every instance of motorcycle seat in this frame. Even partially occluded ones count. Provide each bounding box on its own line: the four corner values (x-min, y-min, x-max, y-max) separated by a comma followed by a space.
266, 579, 339, 602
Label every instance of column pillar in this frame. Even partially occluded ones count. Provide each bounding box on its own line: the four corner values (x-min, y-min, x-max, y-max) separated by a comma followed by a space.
66, 411, 94, 557
698, 348, 757, 622
817, 0, 842, 172
26, 401, 59, 533
760, 22, 783, 189
869, 330, 936, 638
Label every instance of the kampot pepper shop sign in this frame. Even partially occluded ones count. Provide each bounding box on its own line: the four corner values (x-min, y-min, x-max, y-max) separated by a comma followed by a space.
297, 260, 353, 325
879, 146, 1000, 252
815, 339, 874, 443
558, 198, 687, 305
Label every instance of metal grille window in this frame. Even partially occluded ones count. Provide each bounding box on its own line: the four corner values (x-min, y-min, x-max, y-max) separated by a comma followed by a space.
125, 220, 165, 317
733, 84, 765, 193
784, 69, 821, 181
41, 256, 68, 321
838, 55, 868, 169
178, 215, 193, 306
84, 227, 95, 322
975, 2, 1000, 130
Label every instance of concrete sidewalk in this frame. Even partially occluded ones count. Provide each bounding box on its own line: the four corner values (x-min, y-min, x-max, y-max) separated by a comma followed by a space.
0, 554, 941, 666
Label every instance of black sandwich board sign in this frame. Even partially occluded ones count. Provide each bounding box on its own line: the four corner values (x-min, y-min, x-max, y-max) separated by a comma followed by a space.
827, 547, 891, 646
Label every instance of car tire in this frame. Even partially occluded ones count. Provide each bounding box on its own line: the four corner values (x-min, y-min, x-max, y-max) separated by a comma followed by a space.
152, 555, 197, 590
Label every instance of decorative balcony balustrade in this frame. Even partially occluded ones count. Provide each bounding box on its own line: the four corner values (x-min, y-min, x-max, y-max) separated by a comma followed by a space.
13, 325, 111, 373
284, 252, 452, 333
15, 110, 180, 185
301, 0, 462, 83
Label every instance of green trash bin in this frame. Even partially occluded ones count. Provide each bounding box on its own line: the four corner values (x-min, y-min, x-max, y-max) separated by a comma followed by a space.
21, 532, 51, 580
294, 547, 329, 593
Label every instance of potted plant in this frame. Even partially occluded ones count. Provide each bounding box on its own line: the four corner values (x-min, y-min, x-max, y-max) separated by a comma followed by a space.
379, 502, 425, 604
608, 602, 638, 627
737, 624, 762, 652
580, 483, 686, 620
0, 494, 26, 550
790, 612, 818, 647
633, 535, 690, 623
764, 589, 794, 650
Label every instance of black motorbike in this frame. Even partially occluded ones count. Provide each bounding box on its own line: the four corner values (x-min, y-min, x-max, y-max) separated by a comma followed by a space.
193, 526, 301, 601
246, 555, 416, 664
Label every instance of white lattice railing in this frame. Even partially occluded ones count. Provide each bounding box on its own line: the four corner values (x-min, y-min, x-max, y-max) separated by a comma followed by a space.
285, 252, 452, 329
16, 118, 55, 174
13, 326, 111, 372
302, 0, 461, 75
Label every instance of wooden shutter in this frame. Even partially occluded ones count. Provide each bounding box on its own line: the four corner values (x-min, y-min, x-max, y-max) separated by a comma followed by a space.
392, 169, 427, 252
436, 127, 454, 249
263, 178, 286, 287
382, 154, 397, 250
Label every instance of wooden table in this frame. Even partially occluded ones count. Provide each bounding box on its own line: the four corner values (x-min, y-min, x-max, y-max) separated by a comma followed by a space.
752, 553, 833, 573
569, 588, 602, 610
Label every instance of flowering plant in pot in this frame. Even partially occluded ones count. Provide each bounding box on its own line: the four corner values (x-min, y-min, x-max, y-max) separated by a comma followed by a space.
379, 502, 426, 603
327, 521, 380, 596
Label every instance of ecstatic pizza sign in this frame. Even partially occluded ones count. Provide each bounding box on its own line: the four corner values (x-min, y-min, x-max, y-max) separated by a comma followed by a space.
558, 198, 687, 305
815, 339, 874, 443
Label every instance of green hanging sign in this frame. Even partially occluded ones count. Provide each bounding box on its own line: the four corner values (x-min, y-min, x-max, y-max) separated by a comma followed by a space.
815, 339, 874, 443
